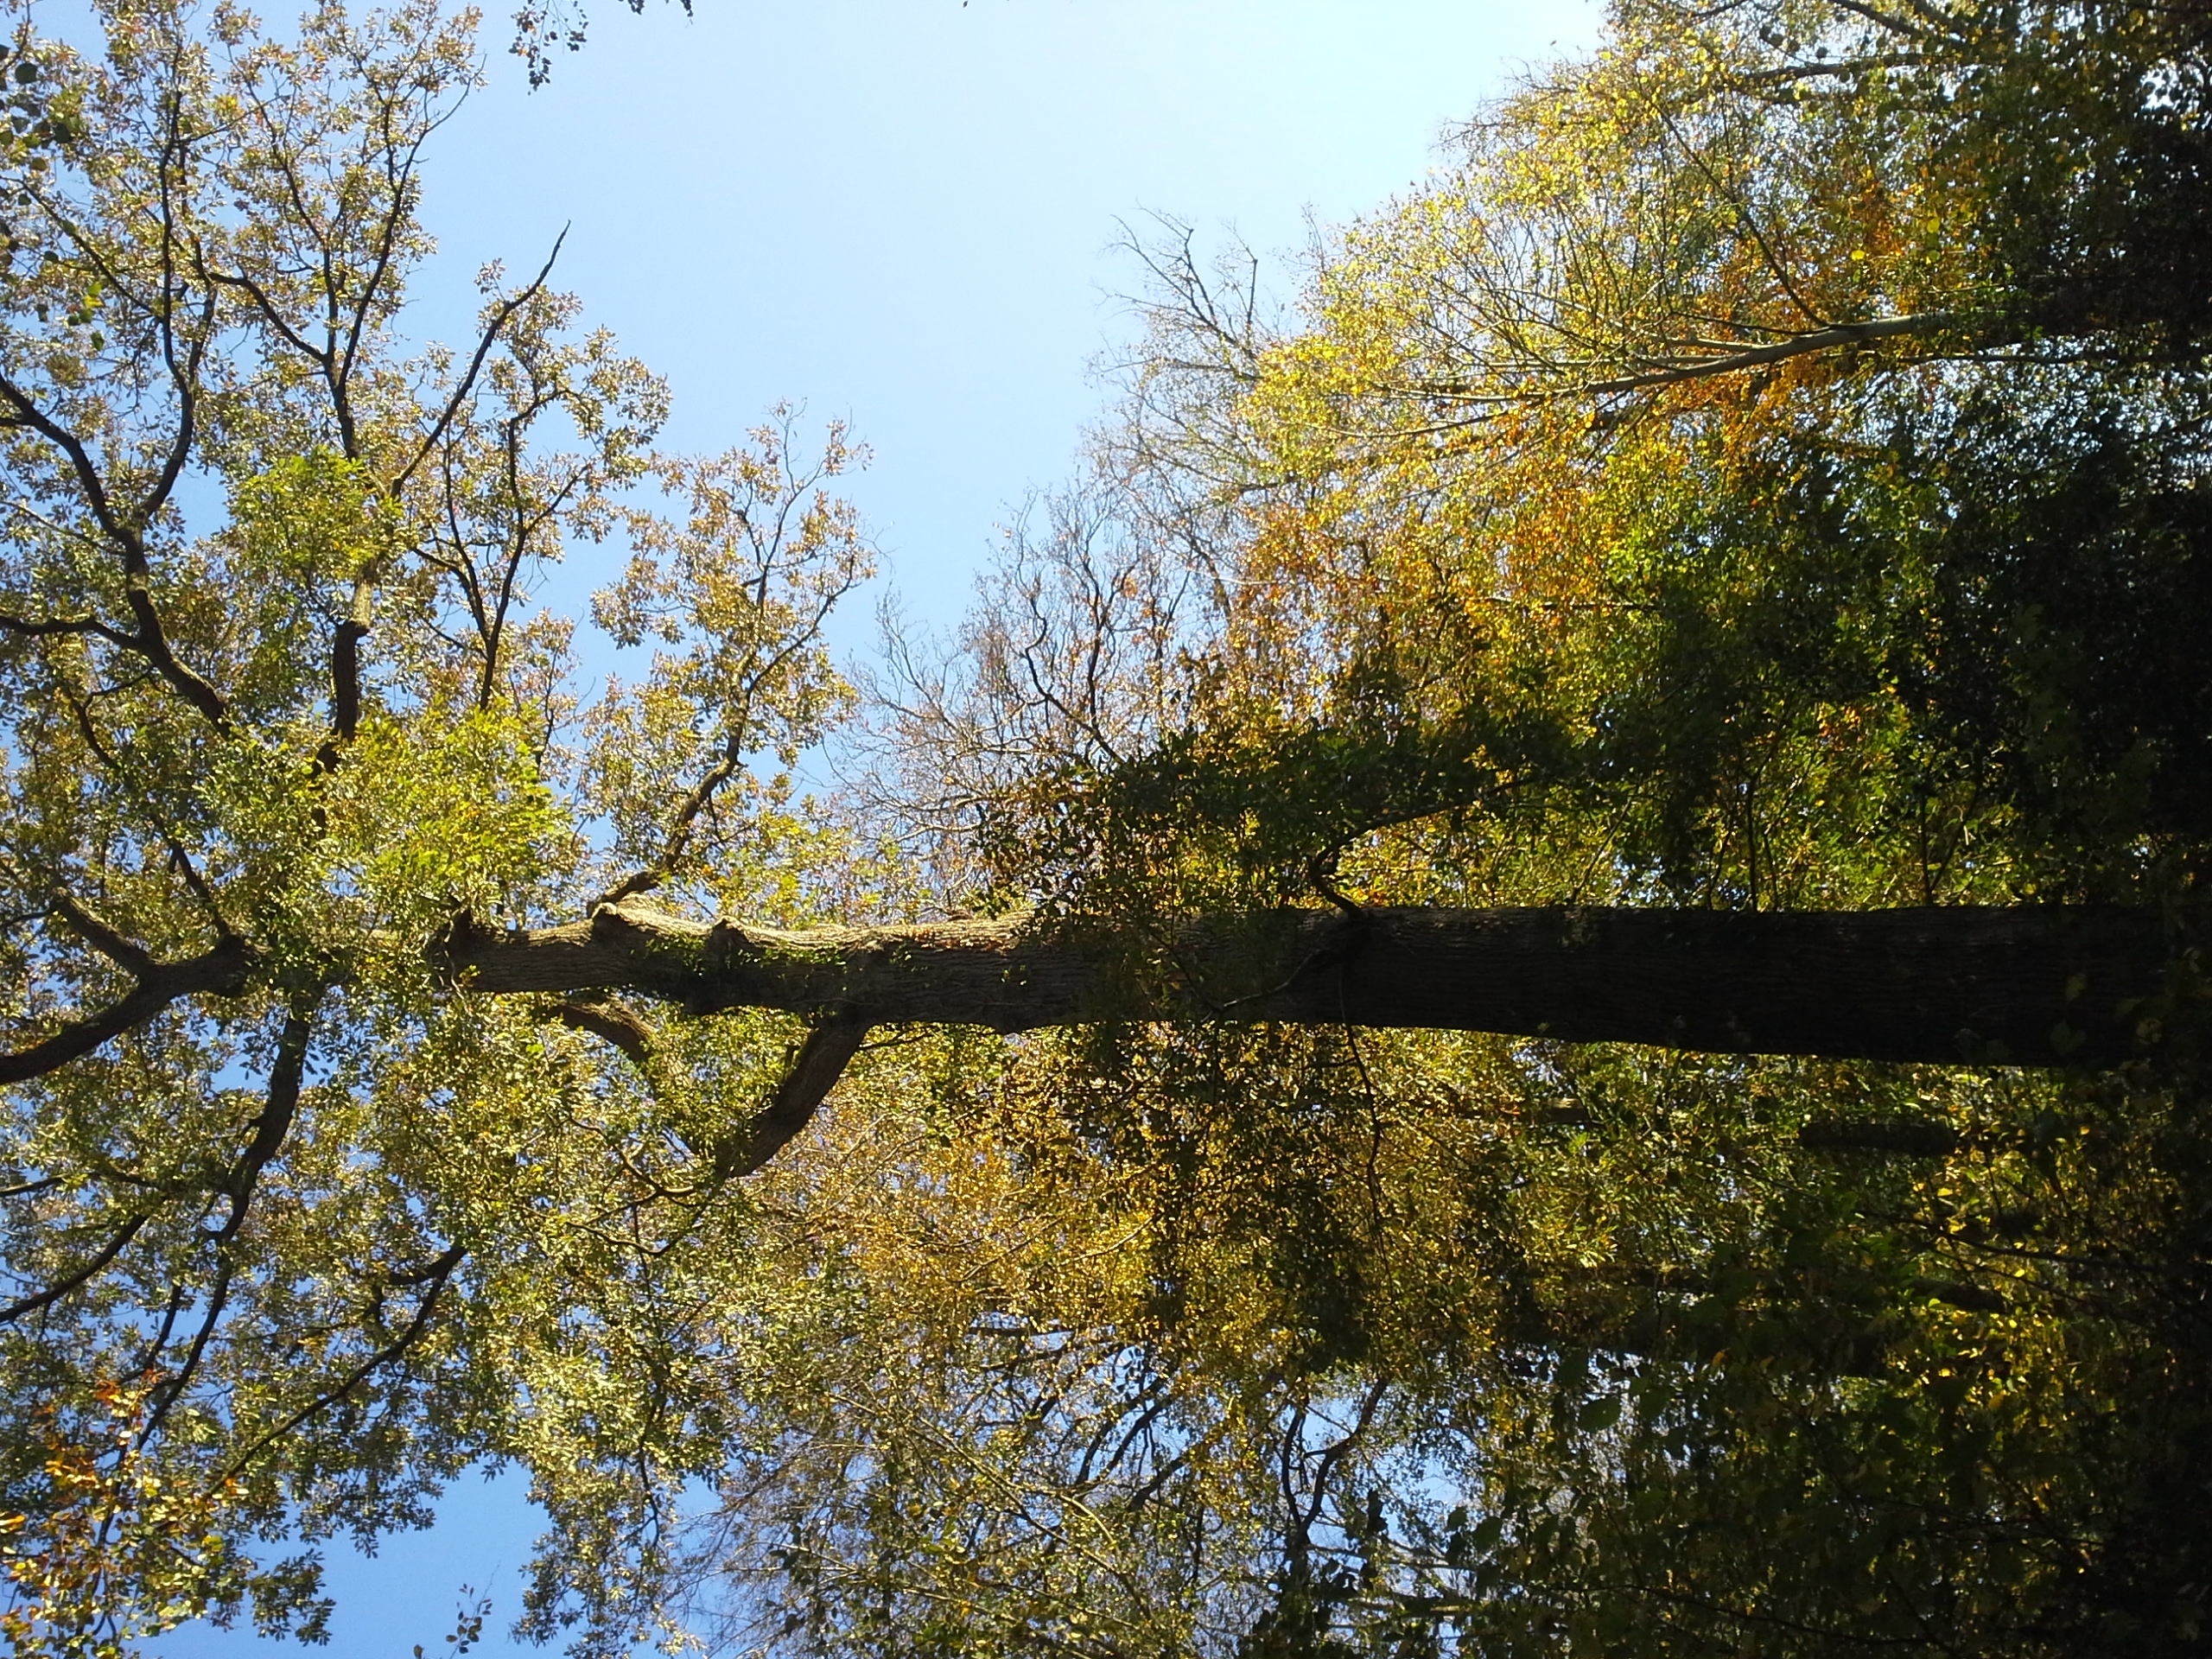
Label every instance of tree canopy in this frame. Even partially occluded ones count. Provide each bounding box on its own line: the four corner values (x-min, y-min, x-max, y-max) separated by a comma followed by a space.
1, 1, 2209, 1656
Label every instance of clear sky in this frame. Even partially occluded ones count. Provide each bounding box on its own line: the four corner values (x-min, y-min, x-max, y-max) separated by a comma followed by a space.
151, 0, 1600, 1650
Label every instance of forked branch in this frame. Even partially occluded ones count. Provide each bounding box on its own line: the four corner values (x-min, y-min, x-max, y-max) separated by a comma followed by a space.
0, 933, 255, 1085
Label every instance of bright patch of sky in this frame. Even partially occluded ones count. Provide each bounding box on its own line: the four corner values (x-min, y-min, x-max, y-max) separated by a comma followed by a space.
150, 0, 1599, 1649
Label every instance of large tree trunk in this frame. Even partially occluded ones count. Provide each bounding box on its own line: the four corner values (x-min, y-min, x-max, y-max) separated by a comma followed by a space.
443, 900, 2187, 1066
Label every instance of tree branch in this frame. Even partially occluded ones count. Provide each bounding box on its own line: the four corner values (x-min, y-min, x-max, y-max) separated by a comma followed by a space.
0, 934, 255, 1085
1392, 313, 1966, 431
1798, 1116, 1961, 1157
46, 894, 156, 977
440, 899, 2182, 1068
219, 1241, 467, 1478
713, 1008, 873, 1179
1578, 313, 1960, 396
0, 1211, 150, 1324
391, 228, 569, 493
141, 1254, 234, 1448
315, 576, 374, 772
0, 364, 231, 728
215, 999, 317, 1243
537, 993, 655, 1065
0, 609, 140, 650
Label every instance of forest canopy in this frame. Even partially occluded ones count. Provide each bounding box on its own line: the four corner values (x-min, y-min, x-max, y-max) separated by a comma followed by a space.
0, 0, 2209, 1656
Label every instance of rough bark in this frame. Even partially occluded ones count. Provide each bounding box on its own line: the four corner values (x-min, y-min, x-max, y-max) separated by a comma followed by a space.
442, 900, 2187, 1066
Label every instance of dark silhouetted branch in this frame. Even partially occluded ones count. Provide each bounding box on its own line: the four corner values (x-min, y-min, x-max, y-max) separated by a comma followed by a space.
1, 1210, 150, 1323
0, 933, 256, 1085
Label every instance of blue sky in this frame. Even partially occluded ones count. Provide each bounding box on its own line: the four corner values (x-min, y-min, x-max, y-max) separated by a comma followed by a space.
151, 0, 1599, 1650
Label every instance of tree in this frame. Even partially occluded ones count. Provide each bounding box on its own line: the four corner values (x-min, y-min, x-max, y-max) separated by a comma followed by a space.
0, 0, 2207, 1655
0, 3, 868, 1646
723, 0, 2212, 1649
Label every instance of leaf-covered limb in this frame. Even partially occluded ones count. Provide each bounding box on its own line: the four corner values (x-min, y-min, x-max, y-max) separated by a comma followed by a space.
0, 1209, 149, 1324
44, 893, 156, 976
1405, 309, 1965, 414
218, 1240, 467, 1481
0, 368, 230, 729
391, 230, 570, 493
213, 998, 318, 1244
0, 609, 138, 649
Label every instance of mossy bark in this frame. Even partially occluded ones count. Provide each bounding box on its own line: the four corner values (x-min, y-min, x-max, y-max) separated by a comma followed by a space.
443, 900, 2185, 1066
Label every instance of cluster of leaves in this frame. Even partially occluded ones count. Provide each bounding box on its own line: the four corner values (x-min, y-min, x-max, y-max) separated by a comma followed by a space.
1, 1376, 325, 1656
1054, 0, 2212, 920
671, 1011, 2212, 1656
